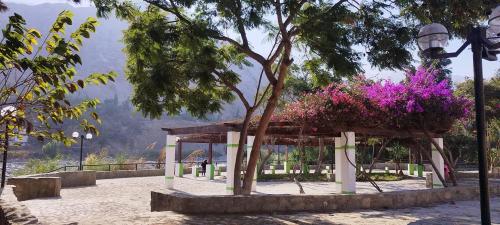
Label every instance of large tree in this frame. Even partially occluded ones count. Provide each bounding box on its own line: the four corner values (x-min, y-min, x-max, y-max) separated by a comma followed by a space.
90, 0, 498, 195
455, 75, 500, 169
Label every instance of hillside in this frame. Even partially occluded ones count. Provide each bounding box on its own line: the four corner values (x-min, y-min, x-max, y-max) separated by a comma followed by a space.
1, 3, 264, 158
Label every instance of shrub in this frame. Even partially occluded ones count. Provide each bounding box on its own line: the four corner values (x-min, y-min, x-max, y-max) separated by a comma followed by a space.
276, 67, 472, 133
13, 155, 63, 176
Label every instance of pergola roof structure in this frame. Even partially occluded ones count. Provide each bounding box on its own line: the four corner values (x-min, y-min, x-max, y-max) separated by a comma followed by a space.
162, 119, 443, 145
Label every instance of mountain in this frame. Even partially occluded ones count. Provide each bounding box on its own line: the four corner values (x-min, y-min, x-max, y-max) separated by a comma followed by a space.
1, 3, 130, 100
1, 3, 265, 158
0, 3, 264, 118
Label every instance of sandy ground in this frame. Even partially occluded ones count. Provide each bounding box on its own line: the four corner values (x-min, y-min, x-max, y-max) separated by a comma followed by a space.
12, 175, 500, 225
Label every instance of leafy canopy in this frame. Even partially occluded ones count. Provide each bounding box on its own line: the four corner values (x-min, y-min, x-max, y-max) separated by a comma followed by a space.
0, 11, 117, 147
277, 67, 472, 132
92, 0, 427, 119
123, 6, 238, 118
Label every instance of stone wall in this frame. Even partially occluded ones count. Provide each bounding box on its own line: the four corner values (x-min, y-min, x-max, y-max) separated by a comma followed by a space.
7, 177, 61, 201
151, 184, 500, 214
455, 171, 500, 179
96, 169, 164, 179
250, 163, 433, 172
32, 171, 96, 188
0, 187, 41, 224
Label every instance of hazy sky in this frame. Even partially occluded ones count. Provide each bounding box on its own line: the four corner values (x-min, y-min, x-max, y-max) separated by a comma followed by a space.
5, 0, 499, 83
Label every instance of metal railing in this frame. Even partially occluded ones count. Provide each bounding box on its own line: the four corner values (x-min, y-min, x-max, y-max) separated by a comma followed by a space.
47, 162, 165, 173
46, 160, 229, 173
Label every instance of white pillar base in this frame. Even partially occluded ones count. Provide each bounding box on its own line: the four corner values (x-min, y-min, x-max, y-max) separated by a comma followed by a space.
175, 162, 183, 177
432, 138, 445, 188
205, 164, 212, 180
247, 136, 257, 192
165, 135, 177, 189
227, 131, 240, 194
335, 132, 356, 194
192, 166, 198, 178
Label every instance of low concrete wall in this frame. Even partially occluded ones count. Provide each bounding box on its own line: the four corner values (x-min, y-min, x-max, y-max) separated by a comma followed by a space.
96, 169, 164, 179
0, 187, 41, 224
254, 163, 433, 172
7, 177, 61, 201
151, 184, 500, 214
367, 163, 432, 171
32, 171, 96, 188
455, 171, 500, 179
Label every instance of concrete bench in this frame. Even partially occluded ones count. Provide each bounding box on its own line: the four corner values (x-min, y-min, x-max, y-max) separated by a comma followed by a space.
32, 170, 96, 188
7, 177, 61, 201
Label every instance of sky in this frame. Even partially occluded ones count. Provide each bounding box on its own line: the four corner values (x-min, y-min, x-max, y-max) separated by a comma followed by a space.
5, 0, 499, 84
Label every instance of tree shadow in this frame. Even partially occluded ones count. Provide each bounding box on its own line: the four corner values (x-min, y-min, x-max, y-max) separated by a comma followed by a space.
173, 213, 343, 225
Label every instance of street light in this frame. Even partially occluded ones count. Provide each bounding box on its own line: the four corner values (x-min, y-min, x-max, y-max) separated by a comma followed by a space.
417, 6, 500, 224
0, 106, 16, 188
72, 131, 93, 171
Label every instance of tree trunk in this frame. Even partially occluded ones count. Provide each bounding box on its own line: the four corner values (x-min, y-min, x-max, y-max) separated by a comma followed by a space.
232, 109, 254, 195
299, 145, 306, 174
368, 139, 391, 174
424, 131, 457, 186
258, 146, 273, 175
293, 177, 305, 194
241, 44, 292, 195
314, 138, 325, 174
417, 142, 448, 187
285, 145, 288, 165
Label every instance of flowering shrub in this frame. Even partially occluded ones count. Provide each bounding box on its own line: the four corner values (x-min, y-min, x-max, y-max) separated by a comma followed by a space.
276, 67, 472, 132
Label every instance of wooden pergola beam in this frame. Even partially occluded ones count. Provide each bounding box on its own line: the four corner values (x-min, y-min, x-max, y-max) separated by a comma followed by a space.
162, 119, 445, 144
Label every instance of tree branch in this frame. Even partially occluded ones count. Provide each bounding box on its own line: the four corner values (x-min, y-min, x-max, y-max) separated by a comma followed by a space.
274, 0, 288, 40
213, 70, 251, 110
233, 0, 249, 47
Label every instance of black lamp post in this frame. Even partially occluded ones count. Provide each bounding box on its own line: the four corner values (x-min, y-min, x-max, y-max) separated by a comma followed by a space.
417, 6, 500, 225
72, 131, 93, 171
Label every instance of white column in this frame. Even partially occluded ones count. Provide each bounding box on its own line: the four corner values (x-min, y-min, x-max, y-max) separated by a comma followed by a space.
335, 132, 356, 194
334, 137, 343, 193
432, 138, 445, 188
205, 163, 214, 180
192, 165, 198, 177
175, 142, 183, 177
165, 134, 176, 189
226, 131, 240, 194
247, 136, 257, 192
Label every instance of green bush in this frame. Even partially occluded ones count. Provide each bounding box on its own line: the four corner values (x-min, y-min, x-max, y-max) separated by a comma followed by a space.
257, 172, 405, 182
357, 172, 405, 182
257, 173, 329, 182
83, 150, 110, 171
14, 155, 63, 176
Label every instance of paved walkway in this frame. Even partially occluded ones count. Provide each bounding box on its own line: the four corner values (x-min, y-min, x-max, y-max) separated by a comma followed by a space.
13, 176, 500, 224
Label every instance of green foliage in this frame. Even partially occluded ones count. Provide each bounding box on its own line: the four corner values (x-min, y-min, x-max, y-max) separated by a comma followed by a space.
0, 11, 117, 148
83, 149, 110, 171
288, 146, 318, 166
41, 140, 63, 158
357, 172, 405, 182
88, 96, 146, 153
13, 154, 63, 176
257, 172, 404, 182
455, 75, 500, 122
92, 0, 447, 120
387, 142, 409, 162
257, 173, 328, 182
396, 0, 498, 38
123, 6, 235, 119
451, 76, 500, 165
